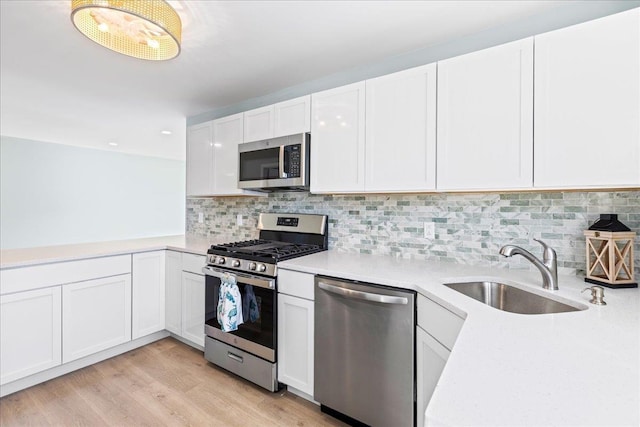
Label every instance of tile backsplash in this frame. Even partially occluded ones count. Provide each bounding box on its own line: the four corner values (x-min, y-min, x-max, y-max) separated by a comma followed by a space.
187, 190, 640, 277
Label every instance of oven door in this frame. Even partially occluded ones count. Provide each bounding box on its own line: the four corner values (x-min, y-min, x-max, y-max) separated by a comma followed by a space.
203, 266, 277, 362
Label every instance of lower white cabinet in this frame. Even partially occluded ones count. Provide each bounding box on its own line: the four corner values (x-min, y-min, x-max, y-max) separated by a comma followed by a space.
0, 287, 62, 385
416, 326, 450, 427
132, 251, 165, 339
165, 250, 182, 335
277, 294, 314, 395
277, 269, 315, 397
181, 271, 205, 347
62, 274, 132, 363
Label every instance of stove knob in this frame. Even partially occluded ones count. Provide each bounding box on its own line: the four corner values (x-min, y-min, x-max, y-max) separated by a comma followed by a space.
248, 262, 257, 271
257, 264, 267, 273
217, 257, 226, 265
209, 256, 217, 264
232, 260, 241, 268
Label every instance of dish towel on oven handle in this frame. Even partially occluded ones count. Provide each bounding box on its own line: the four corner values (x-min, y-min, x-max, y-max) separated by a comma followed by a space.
243, 285, 260, 323
217, 273, 244, 332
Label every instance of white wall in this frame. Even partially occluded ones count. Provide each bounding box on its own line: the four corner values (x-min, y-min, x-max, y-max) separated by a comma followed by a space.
0, 136, 185, 249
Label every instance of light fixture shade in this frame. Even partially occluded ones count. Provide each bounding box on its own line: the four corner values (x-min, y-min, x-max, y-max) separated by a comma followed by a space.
71, 0, 181, 61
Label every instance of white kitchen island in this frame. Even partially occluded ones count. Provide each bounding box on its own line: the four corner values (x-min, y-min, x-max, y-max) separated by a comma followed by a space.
278, 251, 639, 427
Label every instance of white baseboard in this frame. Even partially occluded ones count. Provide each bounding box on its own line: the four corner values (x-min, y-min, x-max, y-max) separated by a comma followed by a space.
0, 330, 169, 398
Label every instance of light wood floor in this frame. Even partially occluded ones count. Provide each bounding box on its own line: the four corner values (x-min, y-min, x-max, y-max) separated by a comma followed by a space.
0, 337, 347, 426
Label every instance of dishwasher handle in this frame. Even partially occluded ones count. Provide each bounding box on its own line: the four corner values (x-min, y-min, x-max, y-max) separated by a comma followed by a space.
318, 281, 408, 305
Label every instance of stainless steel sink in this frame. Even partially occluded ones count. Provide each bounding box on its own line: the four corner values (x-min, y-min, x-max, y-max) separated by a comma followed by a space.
444, 281, 584, 314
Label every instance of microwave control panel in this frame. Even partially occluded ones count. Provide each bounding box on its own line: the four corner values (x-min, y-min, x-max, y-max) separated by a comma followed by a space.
285, 145, 301, 177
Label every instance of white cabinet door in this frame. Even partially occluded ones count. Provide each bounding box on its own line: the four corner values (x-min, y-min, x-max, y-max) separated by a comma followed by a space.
365, 64, 437, 192
181, 271, 205, 347
132, 251, 165, 339
277, 293, 314, 396
534, 9, 640, 188
62, 275, 131, 363
416, 326, 450, 427
244, 105, 274, 143
165, 250, 182, 335
437, 38, 534, 191
186, 121, 214, 196
0, 287, 61, 385
311, 82, 366, 193
212, 113, 245, 195
274, 95, 311, 137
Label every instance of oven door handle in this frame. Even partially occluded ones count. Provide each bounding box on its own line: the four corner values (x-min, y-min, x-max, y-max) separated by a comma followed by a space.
202, 266, 275, 290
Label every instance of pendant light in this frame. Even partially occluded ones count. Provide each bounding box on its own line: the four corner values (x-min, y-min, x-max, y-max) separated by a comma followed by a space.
71, 0, 181, 61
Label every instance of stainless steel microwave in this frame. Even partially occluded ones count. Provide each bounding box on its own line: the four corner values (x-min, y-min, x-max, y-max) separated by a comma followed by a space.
238, 133, 310, 191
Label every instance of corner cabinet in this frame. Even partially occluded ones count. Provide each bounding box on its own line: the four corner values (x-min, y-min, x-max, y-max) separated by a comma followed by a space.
165, 250, 182, 335
132, 251, 166, 339
416, 294, 465, 427
534, 8, 640, 188
437, 38, 534, 191
0, 287, 62, 385
277, 269, 315, 398
311, 82, 366, 193
365, 63, 437, 192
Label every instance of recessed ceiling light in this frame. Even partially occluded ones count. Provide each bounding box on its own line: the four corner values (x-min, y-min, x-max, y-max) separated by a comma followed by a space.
108, 142, 118, 146
161, 130, 172, 135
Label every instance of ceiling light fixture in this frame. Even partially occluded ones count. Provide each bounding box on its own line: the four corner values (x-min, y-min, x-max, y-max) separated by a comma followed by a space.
71, 0, 182, 61
161, 130, 172, 135
108, 142, 118, 146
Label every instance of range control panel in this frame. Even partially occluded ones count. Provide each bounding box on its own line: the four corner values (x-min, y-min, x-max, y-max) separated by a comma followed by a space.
277, 217, 299, 227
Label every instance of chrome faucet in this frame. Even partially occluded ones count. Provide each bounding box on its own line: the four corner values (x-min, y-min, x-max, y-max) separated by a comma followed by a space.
499, 239, 559, 290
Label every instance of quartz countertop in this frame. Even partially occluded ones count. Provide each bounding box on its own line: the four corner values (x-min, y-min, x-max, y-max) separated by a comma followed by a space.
0, 235, 210, 269
278, 251, 639, 427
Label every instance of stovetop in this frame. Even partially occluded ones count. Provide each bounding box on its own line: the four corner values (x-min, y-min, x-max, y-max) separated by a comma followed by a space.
208, 239, 323, 262
205, 213, 328, 277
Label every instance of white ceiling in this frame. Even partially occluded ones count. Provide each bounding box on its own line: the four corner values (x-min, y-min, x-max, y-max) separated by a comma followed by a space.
1, 0, 569, 160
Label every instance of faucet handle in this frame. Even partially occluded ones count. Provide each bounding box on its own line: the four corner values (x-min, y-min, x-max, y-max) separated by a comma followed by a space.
533, 239, 556, 261
582, 286, 606, 305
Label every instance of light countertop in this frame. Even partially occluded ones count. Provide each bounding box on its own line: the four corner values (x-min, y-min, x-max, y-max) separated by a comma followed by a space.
0, 235, 210, 269
279, 251, 639, 427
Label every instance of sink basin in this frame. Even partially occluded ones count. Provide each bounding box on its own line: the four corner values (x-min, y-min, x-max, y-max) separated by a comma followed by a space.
444, 281, 583, 314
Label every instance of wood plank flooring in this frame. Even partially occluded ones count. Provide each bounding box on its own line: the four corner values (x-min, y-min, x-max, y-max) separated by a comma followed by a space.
0, 337, 347, 426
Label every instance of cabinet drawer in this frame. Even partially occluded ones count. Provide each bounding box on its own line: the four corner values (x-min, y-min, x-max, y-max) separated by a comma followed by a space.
182, 253, 206, 275
1, 255, 131, 295
417, 294, 464, 351
278, 269, 314, 300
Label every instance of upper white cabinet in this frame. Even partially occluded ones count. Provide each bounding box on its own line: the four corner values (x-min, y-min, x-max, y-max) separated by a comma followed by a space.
0, 287, 62, 385
244, 95, 311, 143
186, 121, 214, 196
311, 82, 366, 193
187, 114, 263, 197
365, 64, 437, 192
534, 9, 640, 188
132, 251, 165, 339
62, 275, 132, 363
274, 96, 311, 137
437, 38, 534, 190
244, 105, 274, 143
212, 113, 246, 195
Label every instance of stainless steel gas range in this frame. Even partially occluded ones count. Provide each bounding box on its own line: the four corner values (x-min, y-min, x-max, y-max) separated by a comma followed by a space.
202, 213, 328, 391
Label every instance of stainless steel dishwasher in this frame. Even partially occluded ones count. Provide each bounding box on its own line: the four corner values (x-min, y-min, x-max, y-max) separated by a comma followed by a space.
314, 275, 416, 427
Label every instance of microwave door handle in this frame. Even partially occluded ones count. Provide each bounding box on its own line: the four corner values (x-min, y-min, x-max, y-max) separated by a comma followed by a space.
279, 146, 286, 178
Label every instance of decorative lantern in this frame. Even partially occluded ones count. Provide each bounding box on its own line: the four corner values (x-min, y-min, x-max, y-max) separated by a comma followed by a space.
584, 214, 637, 289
